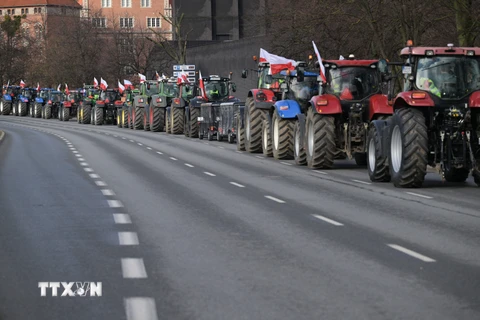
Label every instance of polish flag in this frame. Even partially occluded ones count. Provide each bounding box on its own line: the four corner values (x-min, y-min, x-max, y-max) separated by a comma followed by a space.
93, 77, 99, 88
138, 73, 146, 83
36, 82, 40, 91
259, 48, 297, 74
124, 79, 133, 89
20, 80, 26, 88
161, 73, 167, 80
57, 84, 61, 91
198, 70, 207, 100
155, 71, 161, 81
100, 77, 108, 90
176, 71, 189, 85
65, 83, 69, 95
118, 80, 125, 94
312, 41, 327, 82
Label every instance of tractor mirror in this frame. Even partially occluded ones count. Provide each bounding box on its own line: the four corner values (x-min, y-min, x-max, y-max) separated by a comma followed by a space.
241, 69, 248, 78
297, 69, 305, 82
230, 83, 237, 92
280, 82, 288, 92
377, 59, 388, 74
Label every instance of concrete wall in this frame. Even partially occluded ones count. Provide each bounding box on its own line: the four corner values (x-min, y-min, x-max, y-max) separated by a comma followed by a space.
185, 36, 271, 100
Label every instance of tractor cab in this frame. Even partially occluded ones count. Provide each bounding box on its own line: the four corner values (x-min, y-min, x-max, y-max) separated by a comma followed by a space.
203, 75, 231, 102
21, 88, 37, 100
39, 88, 52, 99
48, 91, 64, 104
100, 89, 121, 104
161, 78, 179, 97
279, 66, 319, 111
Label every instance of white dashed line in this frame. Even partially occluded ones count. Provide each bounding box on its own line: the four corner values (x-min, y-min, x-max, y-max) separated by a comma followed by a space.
169, 157, 177, 161
118, 232, 139, 245
236, 151, 243, 154
204, 172, 216, 176
280, 162, 292, 166
137, 143, 143, 146
113, 135, 118, 137
113, 213, 132, 224
312, 214, 344, 226
72, 151, 79, 154
124, 297, 159, 320
101, 189, 115, 196
95, 181, 107, 186
122, 137, 126, 140
230, 182, 245, 188
130, 140, 135, 142
78, 158, 85, 161
75, 154, 82, 157
185, 163, 194, 168
313, 170, 328, 175
265, 195, 286, 203
80, 162, 88, 166
203, 142, 209, 145
121, 258, 148, 278
156, 151, 163, 155
107, 200, 123, 208
89, 173, 100, 178
84, 168, 94, 172
352, 179, 372, 185
146, 147, 152, 150
218, 146, 225, 149
387, 244, 436, 262
255, 156, 264, 159
406, 192, 433, 199
105, 133, 110, 135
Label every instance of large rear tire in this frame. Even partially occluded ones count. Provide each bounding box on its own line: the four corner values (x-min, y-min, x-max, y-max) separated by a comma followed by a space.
117, 112, 122, 127
94, 107, 103, 125
83, 105, 91, 124
1, 101, 12, 115
63, 107, 70, 121
236, 115, 245, 151
367, 124, 390, 182
134, 107, 143, 130
189, 107, 200, 138
20, 102, 27, 116
294, 119, 307, 166
473, 167, 480, 187
143, 108, 150, 131
44, 106, 52, 119
34, 104, 42, 118
150, 107, 164, 132
306, 110, 336, 169
244, 97, 266, 153
444, 167, 469, 182
122, 109, 129, 128
261, 119, 273, 157
272, 111, 294, 160
171, 107, 184, 134
389, 108, 428, 188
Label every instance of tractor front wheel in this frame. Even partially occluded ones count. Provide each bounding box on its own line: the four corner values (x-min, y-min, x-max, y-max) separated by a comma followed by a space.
150, 107, 164, 132
44, 106, 52, 119
261, 119, 273, 157
272, 111, 294, 160
367, 125, 390, 182
189, 108, 200, 138
134, 107, 143, 130
244, 97, 265, 153
83, 105, 91, 124
171, 107, 184, 134
20, 102, 27, 116
294, 119, 307, 166
236, 115, 245, 151
306, 110, 336, 169
63, 107, 70, 121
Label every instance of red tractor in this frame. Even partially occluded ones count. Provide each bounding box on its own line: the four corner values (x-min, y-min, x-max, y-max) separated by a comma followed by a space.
367, 42, 480, 187
297, 58, 393, 168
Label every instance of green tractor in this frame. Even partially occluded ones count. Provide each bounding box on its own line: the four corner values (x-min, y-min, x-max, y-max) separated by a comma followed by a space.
144, 77, 179, 132
77, 85, 101, 124
167, 79, 196, 134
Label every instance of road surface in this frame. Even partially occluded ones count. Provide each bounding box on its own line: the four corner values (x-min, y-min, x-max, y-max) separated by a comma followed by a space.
0, 116, 479, 320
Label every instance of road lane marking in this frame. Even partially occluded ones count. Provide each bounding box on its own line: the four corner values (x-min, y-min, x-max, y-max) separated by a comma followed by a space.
89, 173, 100, 179
84, 168, 94, 172
185, 163, 194, 167
146, 147, 152, 150
313, 170, 328, 175
78, 158, 85, 161
118, 232, 139, 245
236, 151, 243, 154
75, 154, 82, 157
95, 181, 107, 186
113, 135, 118, 137
280, 162, 292, 166
265, 195, 286, 203
72, 151, 78, 153
230, 182, 245, 188
122, 137, 126, 139
312, 214, 344, 226
156, 151, 163, 155
255, 156, 264, 159
204, 172, 216, 176
107, 200, 123, 208
169, 157, 177, 161
137, 143, 143, 146
218, 146, 225, 149
101, 189, 115, 196
80, 162, 88, 166
352, 179, 371, 185
406, 192, 433, 199
113, 213, 132, 224
387, 244, 436, 262
124, 297, 158, 320
121, 258, 147, 278
130, 140, 135, 142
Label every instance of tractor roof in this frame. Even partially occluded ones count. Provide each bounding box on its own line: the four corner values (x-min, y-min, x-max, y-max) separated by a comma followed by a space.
400, 46, 480, 57
324, 60, 379, 67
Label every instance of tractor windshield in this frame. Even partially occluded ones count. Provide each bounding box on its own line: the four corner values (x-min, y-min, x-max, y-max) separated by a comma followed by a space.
327, 67, 379, 100
163, 83, 178, 97
87, 89, 100, 97
102, 91, 118, 101
23, 90, 33, 98
50, 93, 63, 102
415, 56, 480, 99
205, 81, 229, 100
289, 76, 319, 102
40, 91, 49, 98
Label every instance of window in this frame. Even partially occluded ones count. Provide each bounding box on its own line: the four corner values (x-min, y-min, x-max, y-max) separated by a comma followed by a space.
11, 9, 15, 14
141, 0, 151, 7
147, 17, 161, 28
7, 9, 11, 15
25, 8, 29, 14
120, 17, 134, 28
21, 9, 25, 14
92, 17, 107, 28
121, 0, 132, 8
0, 10, 2, 15
101, 0, 112, 8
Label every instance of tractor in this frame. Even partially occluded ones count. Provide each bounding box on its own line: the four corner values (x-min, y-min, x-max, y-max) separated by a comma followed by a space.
77, 85, 100, 124
58, 92, 77, 122
117, 88, 133, 128
367, 42, 480, 187
1, 86, 21, 115
132, 80, 161, 131
42, 90, 64, 119
92, 88, 122, 125
144, 78, 179, 132
188, 74, 239, 139
126, 88, 144, 129
15, 88, 37, 117
62, 90, 82, 120
31, 88, 51, 118
167, 79, 196, 134
297, 58, 393, 168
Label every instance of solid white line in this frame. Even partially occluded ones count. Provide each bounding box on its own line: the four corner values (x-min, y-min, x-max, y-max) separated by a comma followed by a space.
230, 182, 245, 188
146, 147, 152, 150
113, 213, 132, 224
265, 195, 286, 203
80, 162, 88, 166
84, 168, 94, 172
137, 143, 143, 146
313, 170, 328, 175
124, 297, 159, 320
312, 214, 344, 226
255, 156, 264, 159
107, 200, 123, 208
118, 232, 139, 245
75, 154, 82, 157
280, 162, 292, 166
121, 258, 147, 278
204, 172, 216, 176
101, 189, 115, 196
387, 244, 436, 262
352, 179, 372, 185
169, 157, 177, 161
185, 163, 194, 168
95, 181, 107, 186
89, 173, 100, 178
406, 192, 433, 199
156, 151, 163, 155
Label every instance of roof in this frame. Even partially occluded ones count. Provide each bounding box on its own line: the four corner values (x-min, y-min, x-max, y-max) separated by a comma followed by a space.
0, 0, 81, 8
324, 60, 379, 67
400, 46, 480, 56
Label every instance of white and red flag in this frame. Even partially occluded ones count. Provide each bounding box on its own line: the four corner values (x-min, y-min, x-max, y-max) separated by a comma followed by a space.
100, 77, 108, 90
118, 80, 125, 94
65, 83, 69, 95
124, 79, 133, 90
20, 80, 26, 88
198, 70, 207, 100
93, 77, 99, 88
155, 71, 161, 81
312, 41, 327, 82
259, 48, 297, 74
36, 82, 40, 91
138, 73, 146, 83
57, 84, 61, 91
176, 71, 189, 85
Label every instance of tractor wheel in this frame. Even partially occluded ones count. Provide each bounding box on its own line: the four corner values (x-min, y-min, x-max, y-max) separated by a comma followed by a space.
29, 105, 34, 117
133, 107, 143, 130
94, 107, 103, 125
143, 109, 150, 131
261, 119, 273, 157
217, 132, 223, 142
45, 106, 52, 119
294, 119, 307, 166
207, 131, 213, 141
77, 106, 82, 123
13, 103, 17, 116
20, 102, 27, 116
83, 105, 91, 124
367, 124, 391, 182
150, 107, 164, 132
189, 107, 200, 138
228, 132, 235, 144
171, 107, 184, 134
0, 101, 3, 115
117, 112, 122, 128
272, 111, 294, 160
306, 110, 336, 169
34, 104, 41, 118
2, 102, 12, 115
244, 97, 266, 153
90, 108, 95, 125
354, 153, 367, 166
473, 167, 480, 187
63, 107, 70, 122
444, 167, 469, 183
122, 109, 128, 128
236, 115, 245, 151
389, 108, 428, 188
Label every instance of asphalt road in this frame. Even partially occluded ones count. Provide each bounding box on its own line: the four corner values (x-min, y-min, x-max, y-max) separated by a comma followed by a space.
0, 116, 479, 320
